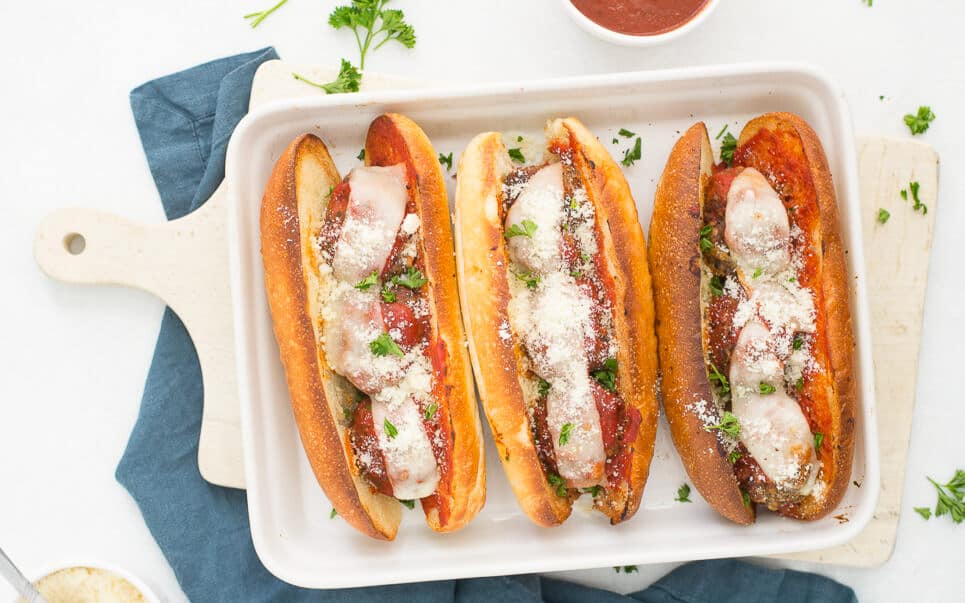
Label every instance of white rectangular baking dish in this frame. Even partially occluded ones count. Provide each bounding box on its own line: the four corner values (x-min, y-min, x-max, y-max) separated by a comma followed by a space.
226, 63, 879, 589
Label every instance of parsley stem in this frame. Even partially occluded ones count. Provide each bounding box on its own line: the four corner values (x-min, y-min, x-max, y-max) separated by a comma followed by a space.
244, 0, 289, 28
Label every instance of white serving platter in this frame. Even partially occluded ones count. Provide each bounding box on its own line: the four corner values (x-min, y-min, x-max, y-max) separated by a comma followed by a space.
226, 63, 879, 589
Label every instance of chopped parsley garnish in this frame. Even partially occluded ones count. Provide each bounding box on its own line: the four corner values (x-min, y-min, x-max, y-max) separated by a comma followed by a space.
742, 490, 752, 508
370, 333, 403, 358
621, 137, 642, 167
354, 271, 378, 291
356, 148, 365, 161
614, 565, 639, 574
438, 152, 453, 171
796, 377, 804, 392
508, 148, 525, 163
330, 507, 338, 519
699, 224, 714, 253
708, 362, 730, 394
505, 219, 538, 239
759, 382, 777, 394
244, 0, 290, 27
582, 485, 603, 497
424, 402, 438, 421
709, 275, 725, 297
914, 507, 932, 520
380, 285, 396, 302
925, 470, 965, 523
383, 417, 398, 439
877, 208, 890, 224
328, 0, 416, 70
611, 138, 619, 144
903, 105, 935, 136
592, 358, 618, 392
793, 336, 804, 350
720, 132, 738, 166
292, 59, 362, 94
515, 270, 541, 289
517, 135, 523, 142
728, 449, 741, 464
325, 185, 334, 199
813, 432, 824, 450
908, 181, 927, 214
392, 266, 428, 289
752, 267, 763, 279
705, 411, 740, 438
559, 423, 575, 446
900, 188, 908, 201
618, 127, 636, 138
548, 473, 568, 498
675, 483, 692, 503
715, 124, 729, 140
399, 499, 415, 509
537, 378, 551, 397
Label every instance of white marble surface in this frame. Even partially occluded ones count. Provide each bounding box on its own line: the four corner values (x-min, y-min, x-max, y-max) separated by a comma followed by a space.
0, 1, 962, 601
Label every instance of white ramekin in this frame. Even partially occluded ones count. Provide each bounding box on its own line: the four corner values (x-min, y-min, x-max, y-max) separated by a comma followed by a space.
13, 561, 162, 603
561, 0, 721, 47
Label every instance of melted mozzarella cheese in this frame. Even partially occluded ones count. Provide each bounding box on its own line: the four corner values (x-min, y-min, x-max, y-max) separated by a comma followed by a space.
506, 260, 606, 486
732, 388, 816, 488
505, 163, 565, 274
725, 168, 790, 277
321, 285, 404, 395
730, 323, 815, 488
370, 360, 440, 499
546, 377, 605, 487
332, 165, 407, 282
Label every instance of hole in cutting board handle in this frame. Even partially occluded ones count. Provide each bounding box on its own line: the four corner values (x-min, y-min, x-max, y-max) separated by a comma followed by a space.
64, 233, 86, 255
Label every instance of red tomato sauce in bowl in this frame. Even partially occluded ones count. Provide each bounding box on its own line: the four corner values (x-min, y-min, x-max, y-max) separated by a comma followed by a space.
570, 0, 711, 36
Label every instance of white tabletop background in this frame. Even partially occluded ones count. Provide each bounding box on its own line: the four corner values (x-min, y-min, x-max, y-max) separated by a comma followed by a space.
1, 1, 962, 601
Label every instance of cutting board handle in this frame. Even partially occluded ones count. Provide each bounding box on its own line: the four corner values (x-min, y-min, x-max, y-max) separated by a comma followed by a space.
35, 207, 183, 301
33, 190, 246, 488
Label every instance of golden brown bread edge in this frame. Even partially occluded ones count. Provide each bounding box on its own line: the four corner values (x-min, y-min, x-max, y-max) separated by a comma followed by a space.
454, 117, 659, 526
260, 114, 485, 540
648, 114, 855, 523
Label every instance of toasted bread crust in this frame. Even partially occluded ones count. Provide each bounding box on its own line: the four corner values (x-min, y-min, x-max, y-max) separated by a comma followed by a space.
649, 123, 755, 525
455, 118, 659, 526
261, 134, 400, 540
738, 113, 856, 519
365, 113, 486, 532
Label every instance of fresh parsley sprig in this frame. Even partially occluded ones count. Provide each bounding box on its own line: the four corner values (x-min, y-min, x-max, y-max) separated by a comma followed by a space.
904, 105, 935, 136
505, 219, 537, 239
705, 411, 741, 438
559, 423, 575, 446
329, 0, 416, 69
438, 152, 453, 171
621, 137, 642, 167
370, 332, 403, 357
392, 266, 428, 289
548, 473, 568, 498
921, 470, 965, 523
292, 59, 361, 94
592, 358, 618, 392
720, 132, 738, 166
675, 483, 692, 503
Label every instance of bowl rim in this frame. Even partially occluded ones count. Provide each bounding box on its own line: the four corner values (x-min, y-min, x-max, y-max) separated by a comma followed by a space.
560, 0, 721, 47
16, 561, 162, 603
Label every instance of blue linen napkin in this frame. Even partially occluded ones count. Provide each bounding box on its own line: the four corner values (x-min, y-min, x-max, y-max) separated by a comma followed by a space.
113, 48, 858, 603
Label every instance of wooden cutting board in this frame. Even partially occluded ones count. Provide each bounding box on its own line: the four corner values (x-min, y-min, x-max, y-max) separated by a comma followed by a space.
31, 60, 938, 567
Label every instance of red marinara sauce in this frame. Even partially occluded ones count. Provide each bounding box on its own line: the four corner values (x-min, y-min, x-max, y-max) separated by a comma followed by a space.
570, 0, 710, 36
